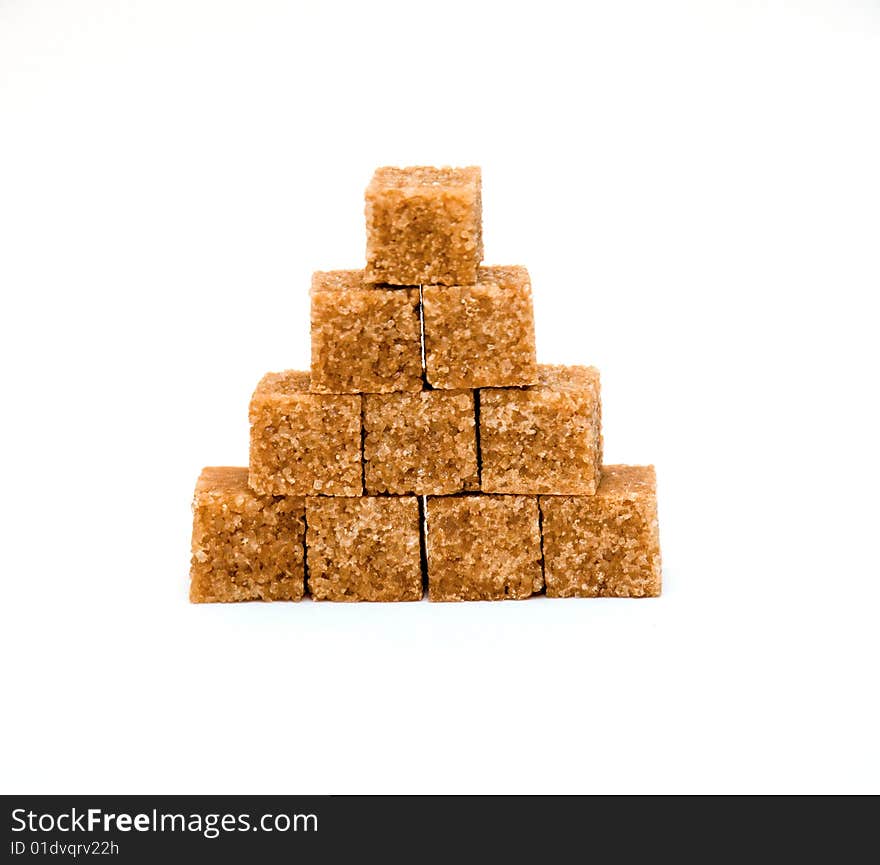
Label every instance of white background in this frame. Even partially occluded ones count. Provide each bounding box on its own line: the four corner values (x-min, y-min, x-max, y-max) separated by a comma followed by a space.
1, 0, 878, 794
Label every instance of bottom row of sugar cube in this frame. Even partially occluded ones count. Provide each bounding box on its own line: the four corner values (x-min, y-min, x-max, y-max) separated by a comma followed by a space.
190, 465, 661, 602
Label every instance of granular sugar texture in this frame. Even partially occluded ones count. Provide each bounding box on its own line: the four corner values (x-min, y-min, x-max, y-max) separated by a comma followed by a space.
540, 465, 661, 598
365, 166, 483, 286
248, 370, 362, 497
426, 494, 543, 601
480, 364, 602, 496
190, 467, 305, 603
423, 265, 537, 389
306, 495, 422, 601
310, 269, 422, 394
363, 389, 478, 495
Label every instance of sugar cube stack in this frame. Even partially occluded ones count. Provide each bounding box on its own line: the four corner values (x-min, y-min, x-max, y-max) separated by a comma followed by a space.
190, 166, 662, 602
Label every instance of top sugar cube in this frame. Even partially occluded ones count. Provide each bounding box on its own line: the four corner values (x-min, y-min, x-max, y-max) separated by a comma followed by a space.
365, 166, 483, 286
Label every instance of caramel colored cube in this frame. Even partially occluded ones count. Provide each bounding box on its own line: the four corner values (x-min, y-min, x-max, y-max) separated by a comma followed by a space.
480, 365, 602, 495
426, 495, 543, 601
189, 467, 305, 603
248, 371, 361, 497
423, 266, 538, 389
540, 465, 661, 598
363, 390, 478, 495
365, 166, 483, 286
310, 270, 423, 394
306, 496, 422, 601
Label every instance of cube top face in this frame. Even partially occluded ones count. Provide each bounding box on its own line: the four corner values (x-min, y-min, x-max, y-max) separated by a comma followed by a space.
426, 494, 543, 601
310, 269, 418, 293
471, 264, 528, 290
422, 265, 538, 389
597, 464, 657, 503
540, 465, 661, 598
365, 165, 483, 286
370, 165, 480, 191
531, 363, 600, 394
363, 390, 478, 495
248, 370, 362, 497
479, 363, 602, 496
190, 467, 305, 603
195, 465, 251, 500
310, 270, 423, 394
306, 495, 422, 602
253, 369, 311, 400
311, 269, 368, 292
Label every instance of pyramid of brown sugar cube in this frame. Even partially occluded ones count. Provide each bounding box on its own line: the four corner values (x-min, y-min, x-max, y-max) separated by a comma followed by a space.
190, 166, 661, 603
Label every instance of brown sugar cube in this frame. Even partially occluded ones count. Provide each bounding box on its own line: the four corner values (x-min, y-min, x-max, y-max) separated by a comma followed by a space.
540, 465, 661, 598
249, 370, 361, 497
310, 270, 423, 394
422, 266, 538, 389
365, 166, 483, 286
363, 390, 478, 495
190, 467, 305, 603
480, 365, 602, 495
306, 496, 422, 601
426, 495, 543, 601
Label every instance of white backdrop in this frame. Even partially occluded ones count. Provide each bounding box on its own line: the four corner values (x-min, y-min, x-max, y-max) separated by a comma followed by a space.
1, 0, 878, 794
